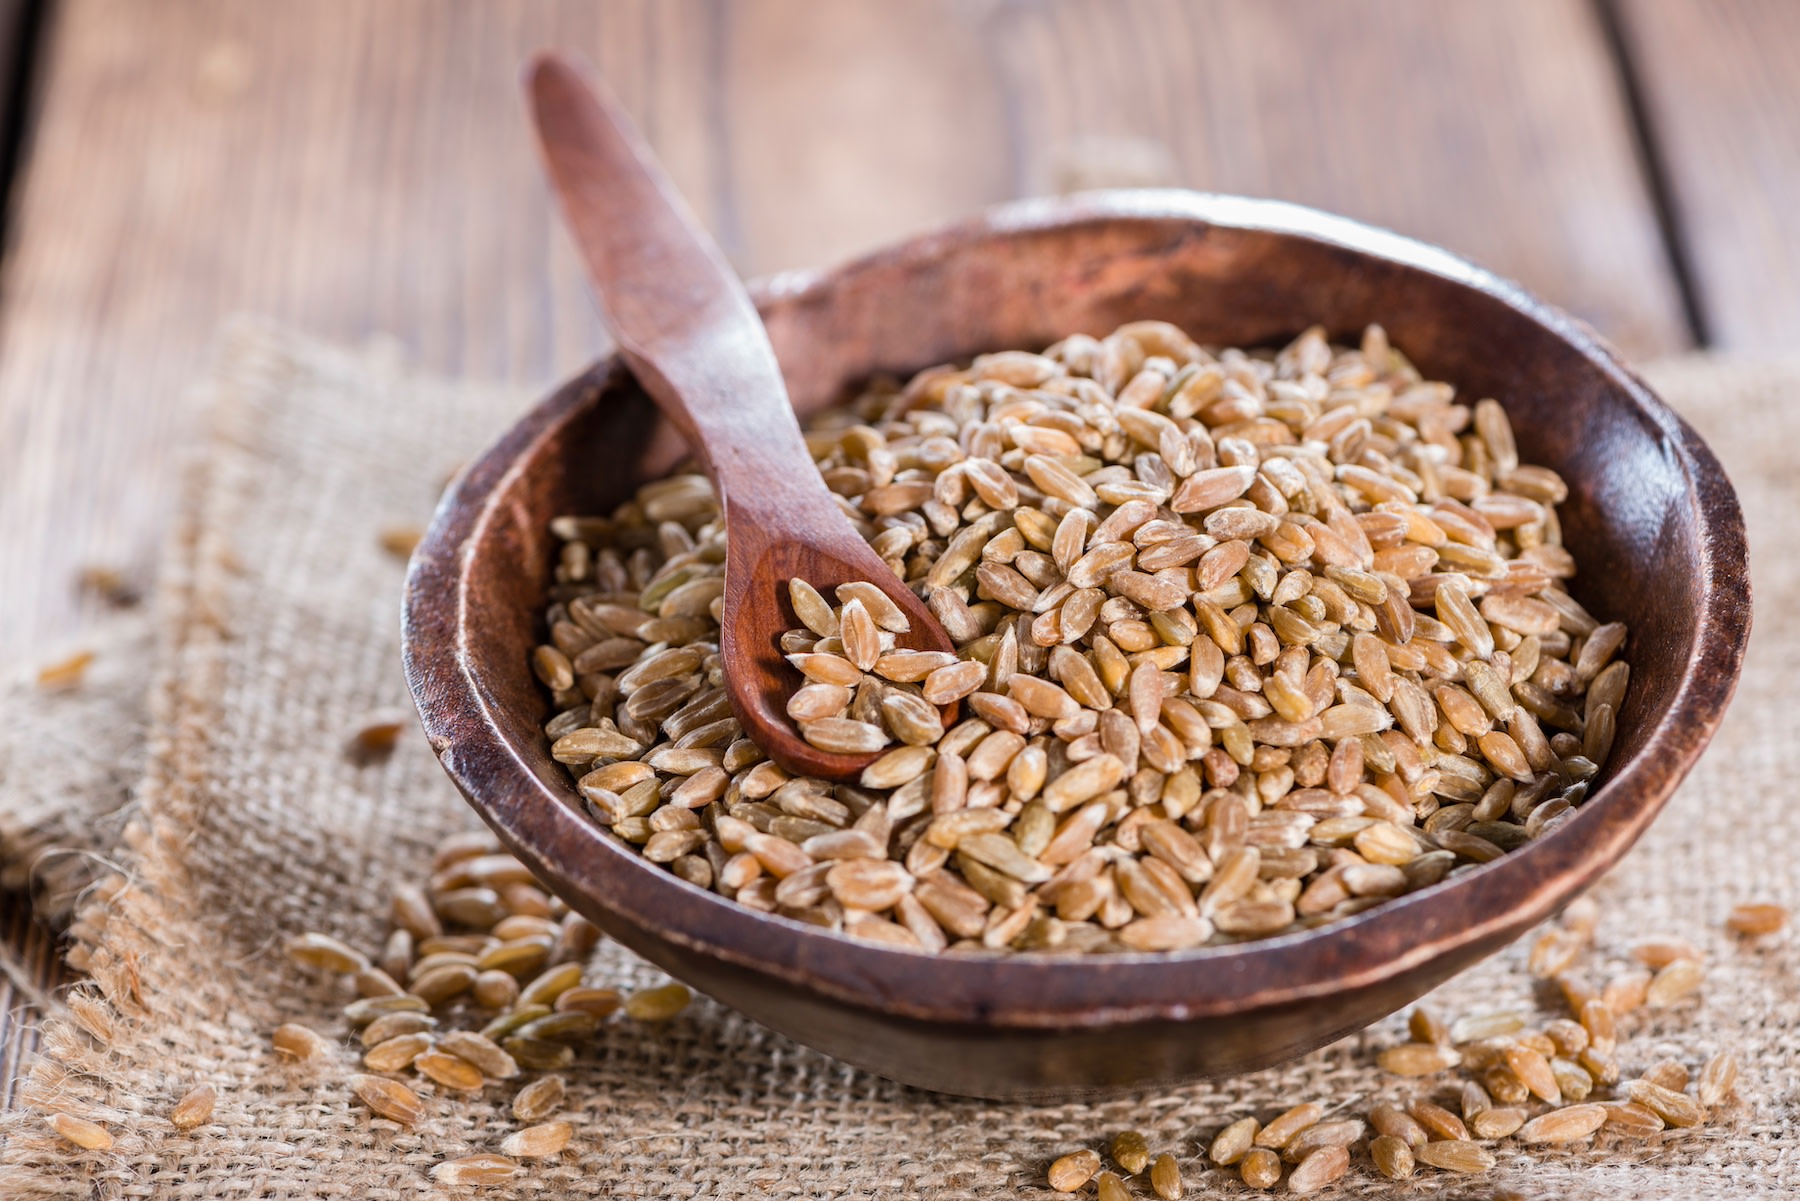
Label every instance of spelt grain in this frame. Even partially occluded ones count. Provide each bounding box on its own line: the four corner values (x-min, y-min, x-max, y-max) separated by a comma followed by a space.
285, 932, 372, 975
1239, 1147, 1281, 1189
1371, 1134, 1414, 1179
1517, 1103, 1607, 1143
1287, 1143, 1348, 1193
1048, 1148, 1101, 1192
1698, 1050, 1738, 1106
1149, 1152, 1182, 1199
1599, 1101, 1665, 1136
169, 1083, 216, 1130
363, 1032, 433, 1073
501, 1120, 574, 1157
1413, 1139, 1494, 1173
1254, 1102, 1321, 1149
350, 1073, 424, 1125
513, 1074, 567, 1122
272, 1023, 333, 1061
430, 1154, 519, 1185
1209, 1116, 1259, 1165
49, 1112, 113, 1150
438, 1030, 520, 1079
538, 322, 1626, 955
1627, 1079, 1706, 1127
625, 981, 692, 1021
1726, 902, 1788, 936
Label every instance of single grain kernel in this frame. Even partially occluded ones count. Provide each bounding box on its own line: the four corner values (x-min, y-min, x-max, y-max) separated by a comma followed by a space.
169, 1083, 215, 1130
1149, 1152, 1182, 1200
1048, 1149, 1101, 1192
1413, 1140, 1494, 1173
430, 1154, 520, 1185
1699, 1051, 1739, 1107
1470, 1107, 1526, 1139
625, 981, 692, 1021
1111, 1129, 1150, 1174
1370, 1134, 1414, 1180
1209, 1116, 1259, 1165
1378, 1042, 1461, 1077
49, 1113, 112, 1150
513, 1074, 567, 1122
285, 932, 370, 974
1517, 1104, 1607, 1143
501, 1120, 574, 1157
1254, 1101, 1322, 1149
1095, 1169, 1130, 1201
272, 1023, 332, 1061
1504, 1043, 1562, 1103
349, 1073, 424, 1125
415, 1050, 486, 1092
1239, 1147, 1281, 1190
1726, 903, 1789, 936
1407, 1099, 1468, 1142
1645, 958, 1705, 1007
1286, 1144, 1348, 1194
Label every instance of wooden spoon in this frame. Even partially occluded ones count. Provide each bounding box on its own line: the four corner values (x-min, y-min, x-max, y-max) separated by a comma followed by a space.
524, 53, 955, 780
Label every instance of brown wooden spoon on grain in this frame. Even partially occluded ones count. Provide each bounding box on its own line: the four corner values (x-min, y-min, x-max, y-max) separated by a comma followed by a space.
524, 53, 956, 780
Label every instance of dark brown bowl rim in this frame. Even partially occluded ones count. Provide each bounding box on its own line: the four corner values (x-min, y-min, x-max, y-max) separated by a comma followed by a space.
404, 189, 1751, 1030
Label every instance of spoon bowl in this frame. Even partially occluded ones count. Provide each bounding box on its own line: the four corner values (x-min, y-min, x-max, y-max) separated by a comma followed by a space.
403, 190, 1749, 1099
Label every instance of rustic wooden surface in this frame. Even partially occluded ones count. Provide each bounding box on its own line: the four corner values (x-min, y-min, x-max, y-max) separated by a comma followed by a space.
1, 0, 1791, 1111
1611, 0, 1800, 350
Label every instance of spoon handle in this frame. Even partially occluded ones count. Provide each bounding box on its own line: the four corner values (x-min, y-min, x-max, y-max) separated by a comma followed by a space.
524, 53, 824, 527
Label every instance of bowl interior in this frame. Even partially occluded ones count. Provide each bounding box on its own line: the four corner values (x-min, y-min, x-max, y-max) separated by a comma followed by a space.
408, 193, 1748, 1095
488, 203, 1695, 811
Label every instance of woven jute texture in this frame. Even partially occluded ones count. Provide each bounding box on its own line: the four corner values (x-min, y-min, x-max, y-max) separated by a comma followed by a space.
0, 616, 154, 921
0, 326, 1794, 1198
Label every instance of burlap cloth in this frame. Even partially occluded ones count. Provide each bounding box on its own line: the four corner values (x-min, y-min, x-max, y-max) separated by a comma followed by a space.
0, 324, 1794, 1198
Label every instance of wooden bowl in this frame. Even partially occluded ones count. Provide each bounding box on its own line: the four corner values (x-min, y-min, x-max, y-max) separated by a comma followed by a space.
403, 191, 1750, 1100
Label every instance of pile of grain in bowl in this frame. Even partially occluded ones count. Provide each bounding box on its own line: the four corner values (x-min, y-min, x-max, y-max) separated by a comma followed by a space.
533, 321, 1629, 954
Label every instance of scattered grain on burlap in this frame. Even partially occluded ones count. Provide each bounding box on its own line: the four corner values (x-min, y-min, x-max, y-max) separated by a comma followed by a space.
0, 329, 1793, 1198
0, 616, 156, 921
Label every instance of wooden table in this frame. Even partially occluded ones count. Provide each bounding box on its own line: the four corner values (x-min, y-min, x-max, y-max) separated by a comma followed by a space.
3, 0, 1796, 1111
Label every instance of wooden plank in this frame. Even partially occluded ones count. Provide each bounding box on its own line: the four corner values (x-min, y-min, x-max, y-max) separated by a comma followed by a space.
0, 0, 712, 655
0, 904, 69, 1111
1611, 0, 1800, 350
986, 0, 1691, 360
720, 0, 1010, 275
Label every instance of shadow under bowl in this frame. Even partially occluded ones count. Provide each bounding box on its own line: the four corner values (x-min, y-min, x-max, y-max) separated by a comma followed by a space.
403, 190, 1750, 1100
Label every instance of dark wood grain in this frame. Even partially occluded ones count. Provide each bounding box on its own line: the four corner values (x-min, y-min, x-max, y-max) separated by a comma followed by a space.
986, 0, 1692, 359
527, 54, 956, 778
404, 193, 1750, 1099
1611, 0, 1800, 350
0, 902, 68, 1111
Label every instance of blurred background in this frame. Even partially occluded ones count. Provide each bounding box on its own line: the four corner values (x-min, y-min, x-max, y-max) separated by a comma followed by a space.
0, 0, 1794, 1097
